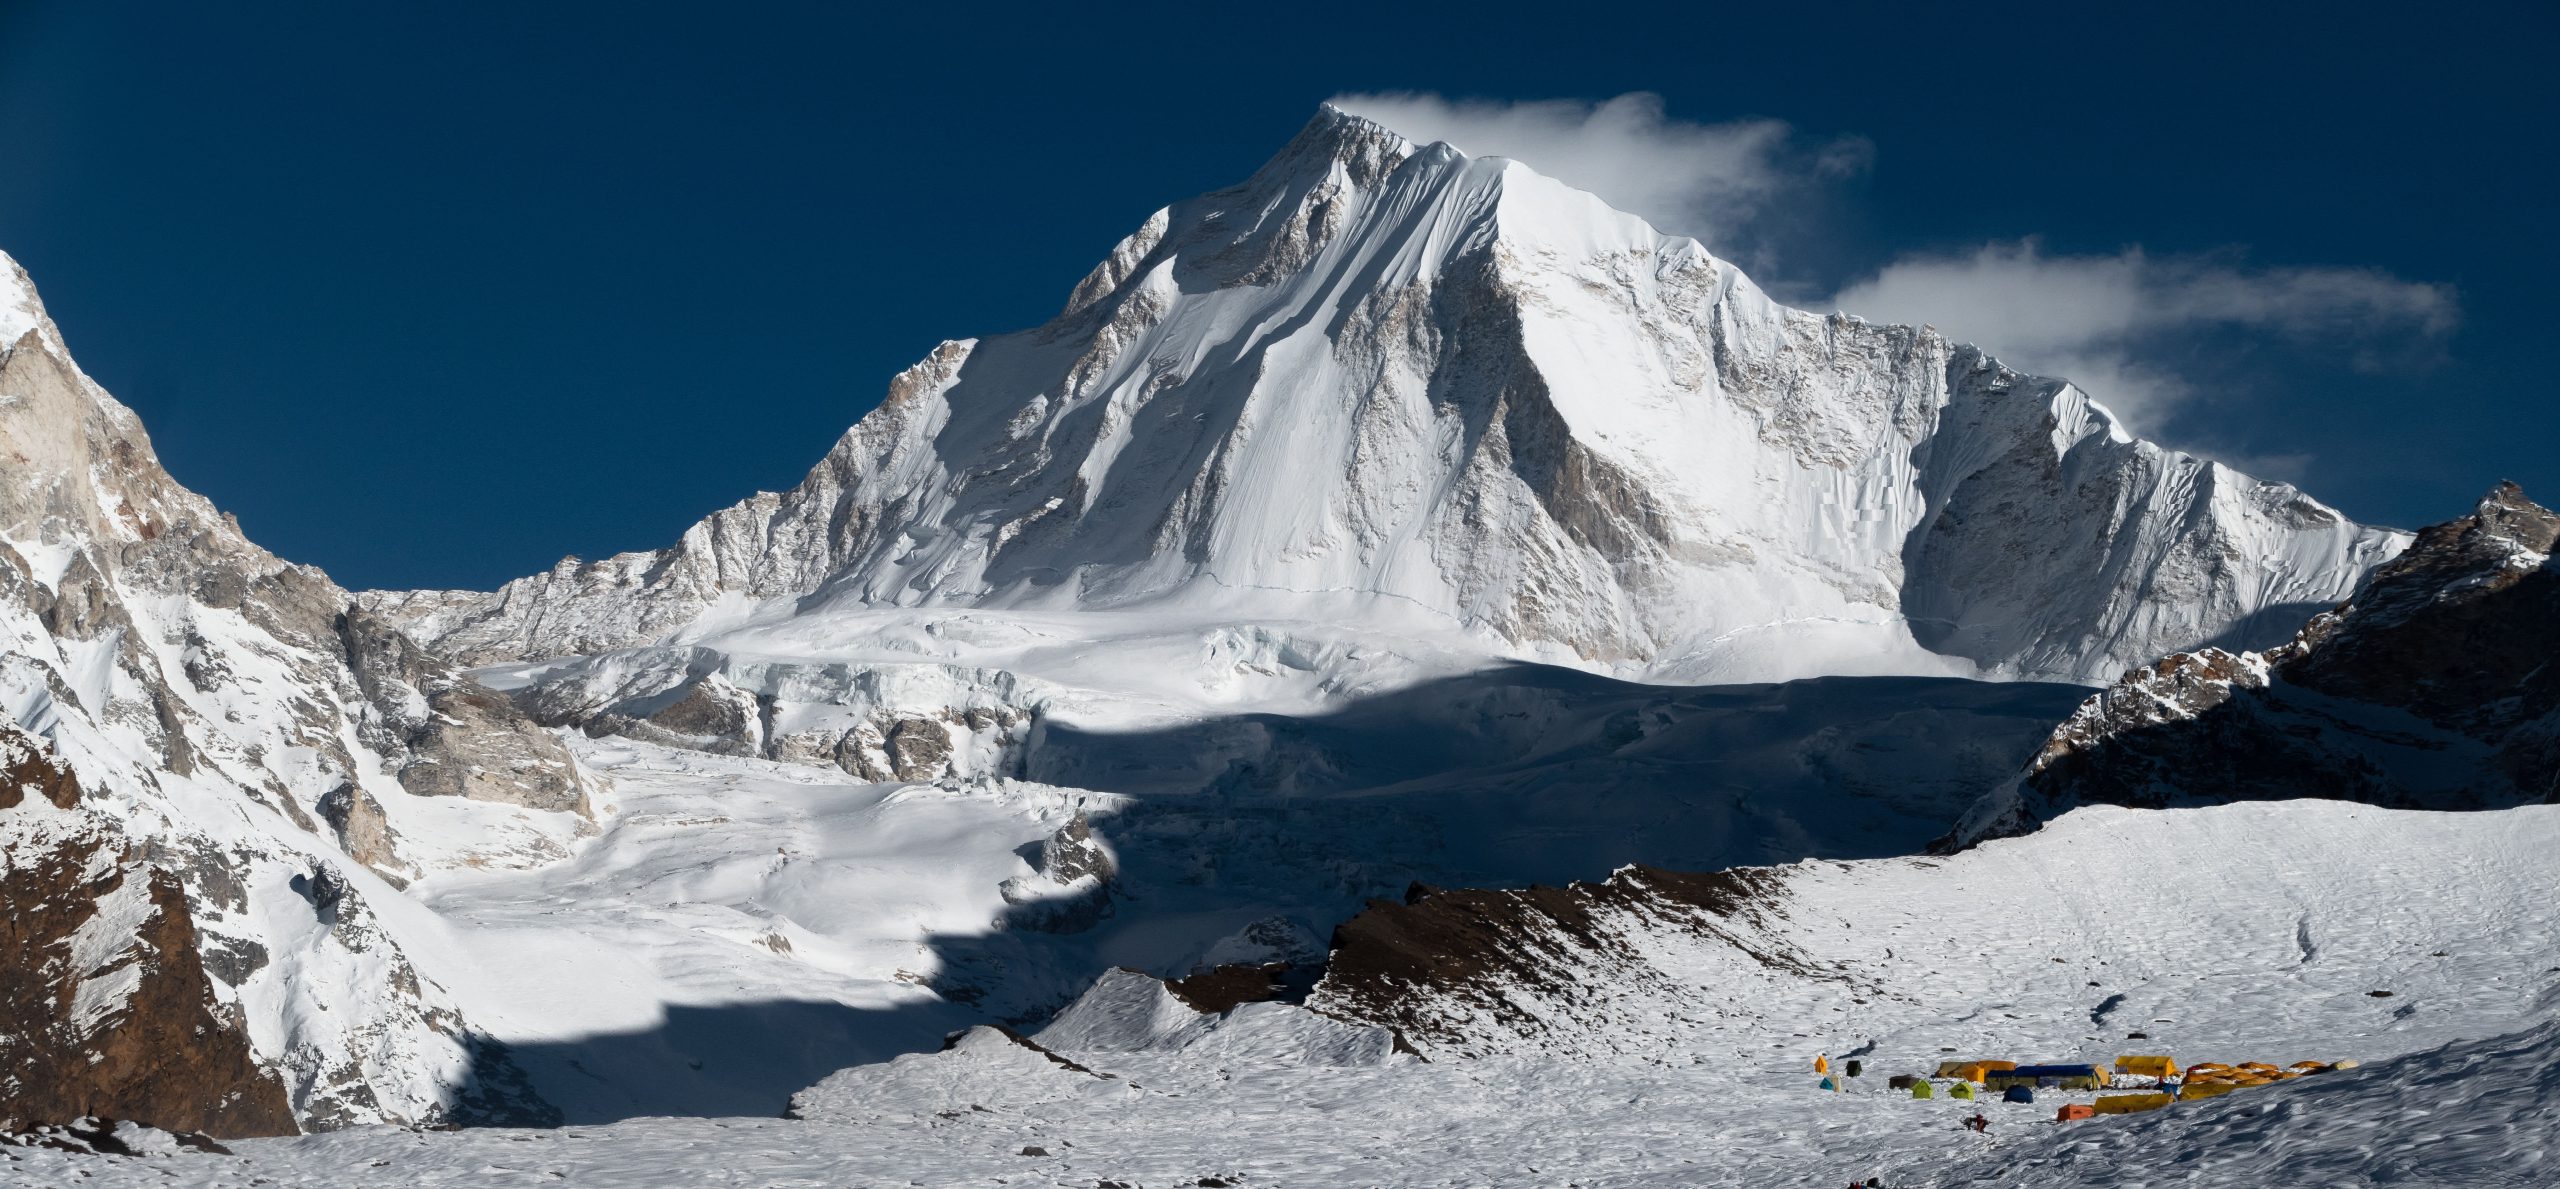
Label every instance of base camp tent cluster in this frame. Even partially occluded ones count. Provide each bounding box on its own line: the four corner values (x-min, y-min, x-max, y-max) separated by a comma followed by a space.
1818, 1052, 2355, 1118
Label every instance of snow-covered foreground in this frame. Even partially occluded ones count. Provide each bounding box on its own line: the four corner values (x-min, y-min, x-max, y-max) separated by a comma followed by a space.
15, 1036, 2548, 1188
16, 799, 2554, 1187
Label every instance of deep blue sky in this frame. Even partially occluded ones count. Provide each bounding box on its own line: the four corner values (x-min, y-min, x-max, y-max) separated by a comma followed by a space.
1, 1, 2550, 591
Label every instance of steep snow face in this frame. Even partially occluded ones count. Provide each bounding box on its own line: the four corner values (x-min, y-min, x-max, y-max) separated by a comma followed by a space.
0, 251, 583, 1129
367, 107, 2402, 685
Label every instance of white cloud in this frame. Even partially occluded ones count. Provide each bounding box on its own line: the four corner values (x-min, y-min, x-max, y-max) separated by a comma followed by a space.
1328, 91, 1869, 253
1830, 240, 2457, 433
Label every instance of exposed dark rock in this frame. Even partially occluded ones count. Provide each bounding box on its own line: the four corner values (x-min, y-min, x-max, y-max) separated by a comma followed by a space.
1036, 812, 1115, 885
0, 727, 297, 1138
1312, 864, 1810, 1056
1163, 963, 1296, 1014
0, 732, 80, 811
883, 718, 954, 782
997, 812, 1118, 934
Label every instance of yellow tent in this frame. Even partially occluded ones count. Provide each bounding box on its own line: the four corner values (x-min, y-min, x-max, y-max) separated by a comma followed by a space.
2114, 1055, 2179, 1078
2180, 1082, 2241, 1100
1933, 1060, 2016, 1081
2093, 1093, 2175, 1115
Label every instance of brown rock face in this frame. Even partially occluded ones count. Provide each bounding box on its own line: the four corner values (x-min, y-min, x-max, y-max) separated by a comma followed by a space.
1162, 963, 1295, 1014
0, 734, 80, 812
1962, 484, 2560, 846
0, 728, 296, 1137
1311, 864, 1805, 1057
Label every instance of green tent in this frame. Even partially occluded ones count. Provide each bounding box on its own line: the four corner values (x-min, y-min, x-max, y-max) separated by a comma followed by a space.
1949, 1082, 1975, 1100
1911, 1081, 1935, 1099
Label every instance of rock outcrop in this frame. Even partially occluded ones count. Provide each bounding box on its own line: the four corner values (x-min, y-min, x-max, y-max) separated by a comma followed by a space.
1309, 864, 1824, 1058
996, 811, 1117, 934
0, 724, 296, 1137
1946, 483, 2560, 847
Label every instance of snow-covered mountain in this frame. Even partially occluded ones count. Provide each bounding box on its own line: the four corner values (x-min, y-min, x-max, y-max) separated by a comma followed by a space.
0, 101, 2496, 1166
0, 252, 581, 1129
366, 106, 2402, 687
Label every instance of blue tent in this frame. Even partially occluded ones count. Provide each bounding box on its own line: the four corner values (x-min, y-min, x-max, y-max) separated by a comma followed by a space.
2010, 1064, 2101, 1079
2002, 1085, 2035, 1104
1988, 1064, 2107, 1091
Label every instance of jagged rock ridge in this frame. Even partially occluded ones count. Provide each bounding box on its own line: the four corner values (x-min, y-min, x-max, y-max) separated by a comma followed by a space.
1946, 482, 2560, 846
0, 252, 581, 1130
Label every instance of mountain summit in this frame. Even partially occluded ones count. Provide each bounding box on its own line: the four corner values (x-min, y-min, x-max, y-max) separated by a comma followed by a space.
368, 107, 2404, 685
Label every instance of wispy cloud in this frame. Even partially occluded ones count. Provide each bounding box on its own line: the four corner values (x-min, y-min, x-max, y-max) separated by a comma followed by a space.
1830, 240, 2458, 440
1327, 91, 1869, 256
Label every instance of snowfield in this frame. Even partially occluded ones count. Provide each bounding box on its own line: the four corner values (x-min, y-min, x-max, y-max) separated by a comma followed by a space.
9, 799, 2555, 1186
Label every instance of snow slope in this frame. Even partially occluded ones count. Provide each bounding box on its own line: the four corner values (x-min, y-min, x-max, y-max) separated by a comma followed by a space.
321, 668, 2077, 1123
1309, 801, 2560, 1066
17, 798, 2554, 1188
368, 105, 2403, 687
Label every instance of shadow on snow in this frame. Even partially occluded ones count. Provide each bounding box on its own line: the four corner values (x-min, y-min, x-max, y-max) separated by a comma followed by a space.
459, 665, 2095, 1125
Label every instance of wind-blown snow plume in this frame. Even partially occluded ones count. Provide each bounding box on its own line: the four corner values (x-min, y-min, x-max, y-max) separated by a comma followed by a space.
1325, 90, 1868, 255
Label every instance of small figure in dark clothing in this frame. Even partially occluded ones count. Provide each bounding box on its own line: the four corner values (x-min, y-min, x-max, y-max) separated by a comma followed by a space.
1963, 1113, 1990, 1133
